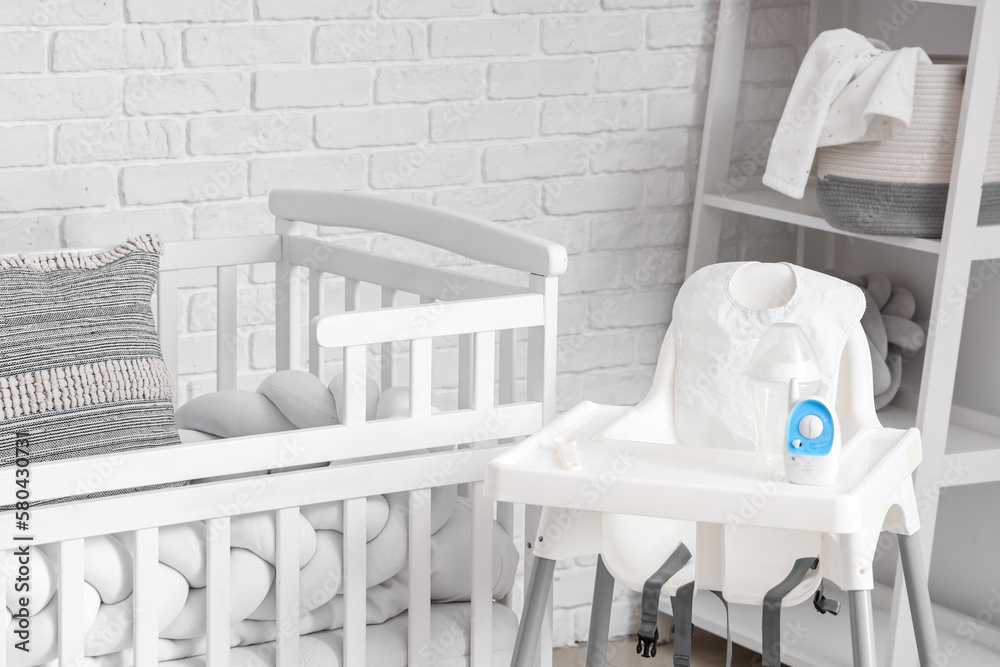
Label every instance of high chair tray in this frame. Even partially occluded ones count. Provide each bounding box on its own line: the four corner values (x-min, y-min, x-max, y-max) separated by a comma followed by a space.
484, 401, 922, 534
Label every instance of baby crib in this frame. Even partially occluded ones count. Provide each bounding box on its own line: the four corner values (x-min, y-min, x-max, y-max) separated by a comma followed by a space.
0, 189, 566, 667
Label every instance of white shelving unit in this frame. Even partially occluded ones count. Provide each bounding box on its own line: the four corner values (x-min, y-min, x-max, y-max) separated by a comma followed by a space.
684, 0, 1000, 665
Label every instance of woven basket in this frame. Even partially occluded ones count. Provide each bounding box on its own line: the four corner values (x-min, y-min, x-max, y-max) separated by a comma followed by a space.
816, 62, 1000, 238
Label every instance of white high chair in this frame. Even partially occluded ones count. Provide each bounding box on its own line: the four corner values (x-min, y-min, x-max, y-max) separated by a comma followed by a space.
485, 263, 939, 667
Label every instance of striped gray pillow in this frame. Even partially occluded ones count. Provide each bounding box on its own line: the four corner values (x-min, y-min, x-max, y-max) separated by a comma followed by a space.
0, 235, 181, 500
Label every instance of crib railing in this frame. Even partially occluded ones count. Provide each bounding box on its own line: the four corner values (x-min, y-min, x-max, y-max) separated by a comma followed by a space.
270, 189, 564, 667
0, 190, 564, 667
156, 234, 283, 397
1, 447, 505, 666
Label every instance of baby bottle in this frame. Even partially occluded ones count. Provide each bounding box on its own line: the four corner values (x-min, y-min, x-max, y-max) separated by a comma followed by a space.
745, 323, 822, 474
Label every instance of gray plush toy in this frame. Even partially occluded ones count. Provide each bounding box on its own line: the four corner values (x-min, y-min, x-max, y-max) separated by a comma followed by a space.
829, 272, 926, 409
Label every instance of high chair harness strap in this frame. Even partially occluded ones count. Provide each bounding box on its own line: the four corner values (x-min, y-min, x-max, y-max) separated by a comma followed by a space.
670, 582, 695, 667
711, 591, 733, 667
762, 557, 819, 667
636, 542, 692, 659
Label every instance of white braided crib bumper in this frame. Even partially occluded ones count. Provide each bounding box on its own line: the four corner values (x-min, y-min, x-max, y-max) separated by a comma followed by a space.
2, 491, 519, 667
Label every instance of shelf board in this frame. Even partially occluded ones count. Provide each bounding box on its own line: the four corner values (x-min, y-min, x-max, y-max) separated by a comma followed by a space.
973, 224, 1000, 260
879, 404, 1000, 487
701, 186, 943, 254
917, 0, 978, 6
664, 584, 1000, 667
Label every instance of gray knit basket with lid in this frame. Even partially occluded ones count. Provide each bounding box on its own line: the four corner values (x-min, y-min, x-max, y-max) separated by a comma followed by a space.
816, 62, 1000, 238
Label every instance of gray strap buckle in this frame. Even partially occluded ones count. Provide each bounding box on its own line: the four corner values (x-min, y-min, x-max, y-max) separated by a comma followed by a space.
636, 542, 692, 659
813, 580, 841, 615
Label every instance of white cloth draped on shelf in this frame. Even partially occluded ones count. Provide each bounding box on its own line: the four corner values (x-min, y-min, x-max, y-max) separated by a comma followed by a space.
763, 28, 930, 199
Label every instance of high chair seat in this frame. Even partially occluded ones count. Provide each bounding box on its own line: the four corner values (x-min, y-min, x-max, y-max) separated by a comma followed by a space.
484, 261, 939, 667
600, 514, 695, 595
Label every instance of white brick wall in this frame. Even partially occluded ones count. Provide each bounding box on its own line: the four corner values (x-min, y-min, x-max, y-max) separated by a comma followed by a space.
0, 0, 806, 647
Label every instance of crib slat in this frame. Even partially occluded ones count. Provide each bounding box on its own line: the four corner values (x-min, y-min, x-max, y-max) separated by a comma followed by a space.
58, 539, 85, 667
471, 330, 496, 666
472, 331, 495, 413
413, 295, 435, 424
133, 528, 159, 667
345, 277, 361, 311
343, 279, 364, 419
217, 266, 238, 391
457, 332, 473, 500
309, 270, 324, 378
526, 274, 559, 666
524, 276, 556, 666
458, 333, 472, 410
157, 271, 179, 405
381, 287, 396, 389
275, 507, 300, 667
206, 518, 231, 667
408, 490, 432, 666
409, 337, 433, 418
496, 502, 515, 608
471, 482, 493, 666
499, 329, 516, 446
276, 218, 301, 372
342, 344, 367, 425
527, 275, 558, 425
499, 329, 516, 405
343, 498, 367, 666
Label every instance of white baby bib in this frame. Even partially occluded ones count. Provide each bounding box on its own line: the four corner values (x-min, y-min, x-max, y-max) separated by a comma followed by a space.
672, 262, 866, 451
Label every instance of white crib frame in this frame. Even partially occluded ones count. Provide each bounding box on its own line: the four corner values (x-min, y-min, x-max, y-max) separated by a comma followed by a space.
0, 189, 566, 667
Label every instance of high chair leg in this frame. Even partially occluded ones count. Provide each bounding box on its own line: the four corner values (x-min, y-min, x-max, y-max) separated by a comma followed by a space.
898, 532, 940, 666
849, 590, 877, 667
584, 556, 615, 667
510, 557, 556, 667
